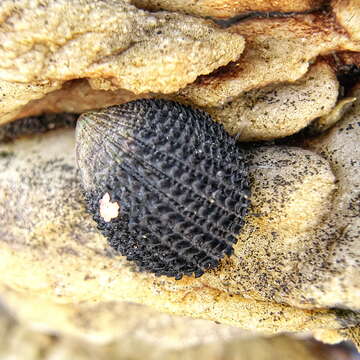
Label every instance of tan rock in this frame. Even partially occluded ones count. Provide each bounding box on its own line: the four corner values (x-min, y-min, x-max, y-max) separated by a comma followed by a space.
197, 88, 360, 311
0, 303, 247, 349
310, 96, 356, 134
299, 86, 360, 310
131, 0, 326, 18
0, 0, 244, 94
0, 79, 148, 127
335, 51, 360, 67
175, 13, 360, 107
0, 127, 358, 341
10, 80, 149, 125
206, 61, 339, 141
343, 325, 360, 352
0, 0, 245, 124
2, 0, 359, 130
333, 0, 360, 42
198, 146, 337, 305
205, 87, 360, 311
0, 80, 62, 125
0, 306, 346, 360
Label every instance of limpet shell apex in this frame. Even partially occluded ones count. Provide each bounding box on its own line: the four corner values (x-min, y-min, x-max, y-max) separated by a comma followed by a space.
76, 99, 250, 279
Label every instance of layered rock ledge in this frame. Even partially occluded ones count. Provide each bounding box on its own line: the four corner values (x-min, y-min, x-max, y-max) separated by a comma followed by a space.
0, 92, 359, 341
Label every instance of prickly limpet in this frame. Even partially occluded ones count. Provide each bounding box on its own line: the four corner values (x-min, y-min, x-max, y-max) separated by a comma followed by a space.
76, 99, 250, 279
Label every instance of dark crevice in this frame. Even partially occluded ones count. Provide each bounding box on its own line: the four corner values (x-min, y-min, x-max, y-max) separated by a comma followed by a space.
322, 53, 360, 97
0, 113, 78, 143
337, 65, 360, 96
212, 5, 331, 28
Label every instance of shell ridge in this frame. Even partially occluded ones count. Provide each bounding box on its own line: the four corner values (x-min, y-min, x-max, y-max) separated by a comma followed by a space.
116, 157, 233, 256
101, 123, 248, 225
103, 135, 243, 241
109, 159, 234, 266
77, 99, 251, 279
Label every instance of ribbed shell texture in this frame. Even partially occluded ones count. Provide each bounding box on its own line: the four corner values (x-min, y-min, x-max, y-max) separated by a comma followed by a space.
76, 99, 250, 279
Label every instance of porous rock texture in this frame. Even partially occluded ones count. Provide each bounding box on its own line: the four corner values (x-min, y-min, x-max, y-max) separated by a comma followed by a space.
0, 303, 248, 350
302, 86, 360, 310
0, 0, 360, 352
0, 110, 359, 344
175, 4, 360, 107
130, 0, 327, 18
0, 79, 63, 125
0, 307, 350, 360
198, 88, 360, 312
0, 0, 244, 124
0, 0, 359, 143
333, 0, 360, 42
206, 61, 339, 141
14, 81, 150, 122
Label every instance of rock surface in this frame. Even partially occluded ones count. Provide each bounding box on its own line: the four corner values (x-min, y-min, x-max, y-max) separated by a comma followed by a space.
131, 0, 326, 18
206, 61, 339, 141
333, 0, 360, 42
0, 302, 248, 348
175, 10, 360, 107
301, 86, 360, 310
14, 81, 148, 122
1, 0, 360, 133
0, 0, 244, 89
0, 124, 359, 342
197, 87, 360, 311
6, 60, 341, 142
0, 306, 351, 360
0, 79, 62, 125
0, 0, 244, 124
0, 0, 359, 349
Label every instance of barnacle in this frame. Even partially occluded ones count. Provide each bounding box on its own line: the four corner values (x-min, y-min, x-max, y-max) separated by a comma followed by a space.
76, 99, 250, 279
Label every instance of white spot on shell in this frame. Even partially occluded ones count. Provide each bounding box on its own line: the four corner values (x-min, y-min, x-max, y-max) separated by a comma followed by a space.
99, 193, 119, 222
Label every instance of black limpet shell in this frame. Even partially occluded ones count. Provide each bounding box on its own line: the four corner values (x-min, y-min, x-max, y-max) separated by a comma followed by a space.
76, 99, 250, 279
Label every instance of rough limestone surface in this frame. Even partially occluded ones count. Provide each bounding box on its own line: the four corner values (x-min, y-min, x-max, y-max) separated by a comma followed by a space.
2, 1, 360, 128
13, 80, 149, 122
300, 86, 360, 311
0, 0, 244, 124
196, 88, 360, 312
206, 61, 339, 141
0, 0, 244, 89
0, 0, 359, 351
333, 0, 360, 42
0, 126, 359, 343
0, 303, 248, 349
131, 0, 326, 18
0, 79, 62, 125
175, 11, 360, 107
3, 61, 341, 142
310, 97, 357, 135
0, 307, 347, 360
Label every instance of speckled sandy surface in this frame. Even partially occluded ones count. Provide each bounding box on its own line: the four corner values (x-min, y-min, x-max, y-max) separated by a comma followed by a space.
0, 0, 244, 124
0, 0, 359, 351
130, 0, 327, 18
0, 111, 359, 342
